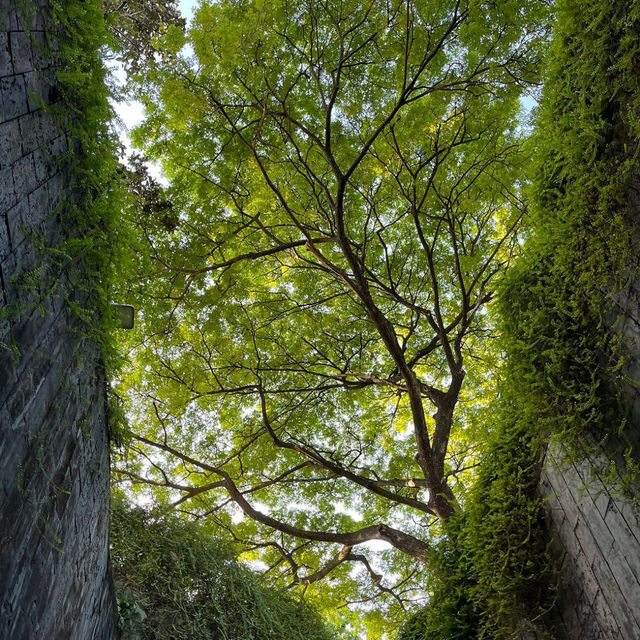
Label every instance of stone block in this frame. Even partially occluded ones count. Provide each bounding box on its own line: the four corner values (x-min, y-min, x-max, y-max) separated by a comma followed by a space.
0, 165, 16, 214
1, 74, 29, 121
574, 595, 604, 639
546, 466, 582, 528
27, 182, 49, 227
556, 588, 582, 638
0, 252, 17, 305
11, 152, 36, 201
24, 70, 43, 112
571, 550, 600, 607
0, 211, 9, 260
0, 5, 12, 32
557, 515, 580, 558
590, 588, 619, 638
0, 32, 12, 78
6, 198, 29, 252
0, 339, 16, 392
547, 503, 565, 530
46, 168, 64, 206
573, 518, 605, 569
0, 118, 22, 168
9, 32, 33, 75
603, 543, 640, 628
33, 146, 55, 184
19, 109, 52, 155
605, 506, 640, 583
593, 490, 610, 519
575, 493, 615, 556
590, 553, 639, 640
31, 29, 51, 73
618, 500, 640, 546
27, 4, 51, 32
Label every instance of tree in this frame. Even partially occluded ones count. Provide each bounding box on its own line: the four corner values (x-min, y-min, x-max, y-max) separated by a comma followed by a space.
116, 0, 549, 632
103, 0, 185, 73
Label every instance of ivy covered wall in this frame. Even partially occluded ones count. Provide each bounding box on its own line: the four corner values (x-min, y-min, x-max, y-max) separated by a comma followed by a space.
522, 0, 640, 634
0, 0, 120, 638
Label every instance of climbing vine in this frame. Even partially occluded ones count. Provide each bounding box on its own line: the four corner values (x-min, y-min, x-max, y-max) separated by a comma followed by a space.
3, 0, 127, 375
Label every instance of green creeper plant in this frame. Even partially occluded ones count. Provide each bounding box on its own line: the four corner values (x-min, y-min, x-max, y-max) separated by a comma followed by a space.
2, 0, 127, 376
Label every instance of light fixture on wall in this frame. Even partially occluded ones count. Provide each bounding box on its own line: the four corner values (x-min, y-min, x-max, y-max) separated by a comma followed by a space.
111, 304, 135, 329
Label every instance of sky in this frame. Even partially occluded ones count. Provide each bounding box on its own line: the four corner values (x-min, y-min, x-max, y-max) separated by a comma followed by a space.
178, 0, 199, 18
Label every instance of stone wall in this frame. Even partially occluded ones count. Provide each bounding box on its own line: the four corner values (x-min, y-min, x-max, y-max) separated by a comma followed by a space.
0, 1, 118, 639
539, 262, 640, 639
541, 445, 640, 639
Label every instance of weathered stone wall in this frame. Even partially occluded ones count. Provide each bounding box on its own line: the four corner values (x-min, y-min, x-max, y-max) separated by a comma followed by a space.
0, 1, 118, 639
539, 267, 640, 639
541, 444, 640, 639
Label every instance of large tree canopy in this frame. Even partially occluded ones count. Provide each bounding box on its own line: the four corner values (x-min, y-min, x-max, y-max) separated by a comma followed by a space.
116, 0, 549, 632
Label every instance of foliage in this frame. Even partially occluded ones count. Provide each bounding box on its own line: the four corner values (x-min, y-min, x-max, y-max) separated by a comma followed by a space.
397, 0, 640, 637
114, 0, 551, 632
397, 433, 554, 640
111, 495, 343, 640
499, 0, 640, 452
103, 0, 186, 75
1, 0, 126, 372
50, 0, 128, 367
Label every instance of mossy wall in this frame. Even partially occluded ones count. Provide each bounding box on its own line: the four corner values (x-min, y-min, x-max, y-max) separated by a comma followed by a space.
0, 1, 118, 638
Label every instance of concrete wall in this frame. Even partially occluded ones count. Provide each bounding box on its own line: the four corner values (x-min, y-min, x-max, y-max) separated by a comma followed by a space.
0, 1, 118, 639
